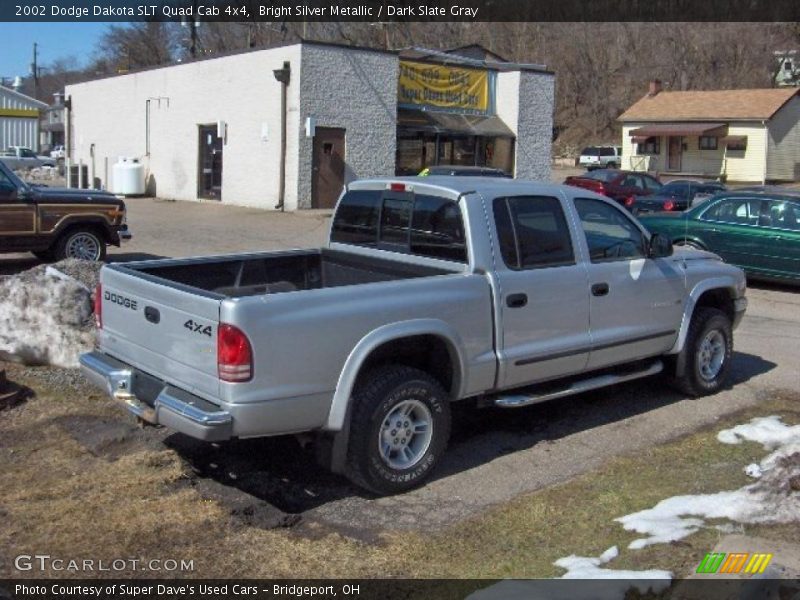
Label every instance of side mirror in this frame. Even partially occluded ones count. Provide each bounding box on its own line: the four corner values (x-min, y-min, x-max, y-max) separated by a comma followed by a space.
648, 232, 673, 258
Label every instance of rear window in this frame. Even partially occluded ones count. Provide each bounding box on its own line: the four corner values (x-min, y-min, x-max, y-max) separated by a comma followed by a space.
582, 170, 618, 182
331, 190, 467, 263
581, 147, 599, 156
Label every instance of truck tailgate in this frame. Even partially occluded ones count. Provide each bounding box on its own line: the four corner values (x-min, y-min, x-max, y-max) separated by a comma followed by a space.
98, 265, 222, 402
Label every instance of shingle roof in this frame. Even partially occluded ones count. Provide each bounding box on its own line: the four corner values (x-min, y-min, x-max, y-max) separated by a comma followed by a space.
619, 88, 798, 122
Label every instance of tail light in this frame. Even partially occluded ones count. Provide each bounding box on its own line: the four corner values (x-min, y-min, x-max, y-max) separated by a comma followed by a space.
663, 200, 675, 211
624, 196, 635, 207
94, 284, 102, 329
217, 324, 253, 382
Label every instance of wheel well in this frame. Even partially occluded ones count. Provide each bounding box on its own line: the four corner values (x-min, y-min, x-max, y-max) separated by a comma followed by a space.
694, 288, 735, 323
57, 220, 111, 243
356, 335, 459, 397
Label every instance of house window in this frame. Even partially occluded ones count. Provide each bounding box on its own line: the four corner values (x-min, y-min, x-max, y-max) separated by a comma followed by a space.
637, 136, 660, 155
727, 138, 748, 151
699, 136, 718, 150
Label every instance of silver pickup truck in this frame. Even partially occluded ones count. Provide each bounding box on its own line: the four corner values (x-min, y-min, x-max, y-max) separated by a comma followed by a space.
81, 178, 747, 494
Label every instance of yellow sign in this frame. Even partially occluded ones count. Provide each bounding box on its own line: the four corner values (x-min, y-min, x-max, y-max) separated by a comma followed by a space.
0, 108, 39, 118
398, 60, 489, 113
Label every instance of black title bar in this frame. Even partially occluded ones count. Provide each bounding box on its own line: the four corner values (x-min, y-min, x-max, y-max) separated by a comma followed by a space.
3, 0, 800, 22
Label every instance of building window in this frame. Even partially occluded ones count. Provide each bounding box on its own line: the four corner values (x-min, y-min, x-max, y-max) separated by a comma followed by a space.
699, 136, 718, 150
637, 136, 660, 155
726, 138, 748, 152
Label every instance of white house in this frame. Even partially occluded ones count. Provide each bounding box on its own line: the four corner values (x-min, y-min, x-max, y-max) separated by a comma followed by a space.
619, 82, 800, 183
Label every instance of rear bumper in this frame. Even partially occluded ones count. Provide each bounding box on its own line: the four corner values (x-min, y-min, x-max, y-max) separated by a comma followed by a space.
79, 351, 232, 442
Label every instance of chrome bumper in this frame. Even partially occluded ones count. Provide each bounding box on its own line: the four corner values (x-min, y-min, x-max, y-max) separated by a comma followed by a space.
79, 351, 232, 442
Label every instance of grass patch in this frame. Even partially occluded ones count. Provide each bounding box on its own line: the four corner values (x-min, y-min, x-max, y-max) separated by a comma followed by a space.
1, 362, 797, 579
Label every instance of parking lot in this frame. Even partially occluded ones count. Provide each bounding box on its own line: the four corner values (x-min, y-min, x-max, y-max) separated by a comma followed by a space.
1, 187, 799, 579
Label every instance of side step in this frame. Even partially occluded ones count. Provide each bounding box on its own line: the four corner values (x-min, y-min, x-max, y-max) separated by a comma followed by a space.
494, 360, 663, 408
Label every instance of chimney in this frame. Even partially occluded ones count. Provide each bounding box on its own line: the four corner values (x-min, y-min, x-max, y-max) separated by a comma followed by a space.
648, 79, 663, 96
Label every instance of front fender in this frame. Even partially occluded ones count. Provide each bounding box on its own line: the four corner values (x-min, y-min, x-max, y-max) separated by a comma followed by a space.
324, 319, 466, 432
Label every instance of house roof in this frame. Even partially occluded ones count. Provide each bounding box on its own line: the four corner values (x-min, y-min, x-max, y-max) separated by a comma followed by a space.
619, 88, 799, 123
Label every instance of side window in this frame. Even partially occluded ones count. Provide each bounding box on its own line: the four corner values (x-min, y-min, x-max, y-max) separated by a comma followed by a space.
330, 190, 381, 246
410, 195, 467, 262
493, 196, 575, 270
763, 200, 800, 231
575, 198, 646, 262
701, 198, 761, 225
621, 174, 642, 189
0, 168, 17, 200
642, 176, 663, 192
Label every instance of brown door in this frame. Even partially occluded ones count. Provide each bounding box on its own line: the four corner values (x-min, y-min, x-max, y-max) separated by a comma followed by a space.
667, 136, 682, 171
198, 125, 223, 200
312, 127, 345, 209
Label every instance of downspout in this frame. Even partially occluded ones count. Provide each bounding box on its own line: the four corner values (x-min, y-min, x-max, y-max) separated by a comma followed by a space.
762, 119, 768, 185
273, 61, 291, 211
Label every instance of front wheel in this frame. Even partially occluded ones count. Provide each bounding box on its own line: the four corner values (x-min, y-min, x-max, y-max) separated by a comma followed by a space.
346, 365, 451, 495
54, 228, 106, 262
671, 307, 732, 397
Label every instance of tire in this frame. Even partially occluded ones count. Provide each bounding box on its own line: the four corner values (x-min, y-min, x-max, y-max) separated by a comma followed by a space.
671, 307, 732, 397
346, 365, 451, 495
54, 228, 106, 262
607, 162, 618, 169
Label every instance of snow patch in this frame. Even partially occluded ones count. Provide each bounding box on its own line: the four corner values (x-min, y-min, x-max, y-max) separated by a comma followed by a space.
555, 545, 672, 585
0, 260, 100, 368
617, 416, 800, 549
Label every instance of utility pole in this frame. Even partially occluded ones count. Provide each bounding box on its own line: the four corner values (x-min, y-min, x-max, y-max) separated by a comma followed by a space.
31, 42, 39, 98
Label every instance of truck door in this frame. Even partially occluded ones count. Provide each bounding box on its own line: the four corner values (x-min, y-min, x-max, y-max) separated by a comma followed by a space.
492, 194, 592, 389
0, 167, 36, 247
573, 197, 684, 370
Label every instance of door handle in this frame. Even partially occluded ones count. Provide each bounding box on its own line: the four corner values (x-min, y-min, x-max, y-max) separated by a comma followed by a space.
591, 283, 610, 297
506, 293, 528, 308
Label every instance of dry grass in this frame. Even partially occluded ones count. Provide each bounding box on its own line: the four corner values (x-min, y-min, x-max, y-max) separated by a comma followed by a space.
1, 362, 797, 580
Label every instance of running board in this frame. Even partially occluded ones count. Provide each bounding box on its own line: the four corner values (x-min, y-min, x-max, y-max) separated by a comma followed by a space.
493, 360, 663, 408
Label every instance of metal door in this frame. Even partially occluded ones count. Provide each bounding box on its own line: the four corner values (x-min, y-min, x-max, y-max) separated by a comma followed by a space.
198, 125, 223, 200
312, 127, 345, 209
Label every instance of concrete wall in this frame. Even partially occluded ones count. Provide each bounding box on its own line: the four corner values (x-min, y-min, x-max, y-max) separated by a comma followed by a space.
767, 95, 800, 182
512, 70, 555, 182
296, 44, 398, 208
67, 45, 303, 209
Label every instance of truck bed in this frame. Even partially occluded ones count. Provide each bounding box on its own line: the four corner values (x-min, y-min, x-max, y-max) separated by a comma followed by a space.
118, 248, 452, 298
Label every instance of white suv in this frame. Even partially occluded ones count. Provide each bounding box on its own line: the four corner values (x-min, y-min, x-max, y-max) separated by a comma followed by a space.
578, 146, 622, 170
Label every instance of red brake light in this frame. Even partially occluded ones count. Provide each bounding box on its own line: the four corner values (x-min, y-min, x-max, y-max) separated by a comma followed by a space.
94, 284, 102, 329
624, 196, 635, 207
663, 200, 675, 211
217, 324, 253, 382
390, 183, 406, 192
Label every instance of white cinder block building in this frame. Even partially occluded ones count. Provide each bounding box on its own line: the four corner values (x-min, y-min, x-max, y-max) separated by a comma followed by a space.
66, 41, 555, 210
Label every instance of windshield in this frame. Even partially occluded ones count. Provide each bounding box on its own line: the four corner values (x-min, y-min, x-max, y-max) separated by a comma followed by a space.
582, 170, 618, 182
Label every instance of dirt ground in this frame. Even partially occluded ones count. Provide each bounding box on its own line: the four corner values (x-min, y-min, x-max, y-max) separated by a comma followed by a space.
1, 173, 799, 581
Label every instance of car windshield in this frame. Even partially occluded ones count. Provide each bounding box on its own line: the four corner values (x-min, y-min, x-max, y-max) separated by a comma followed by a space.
582, 170, 618, 182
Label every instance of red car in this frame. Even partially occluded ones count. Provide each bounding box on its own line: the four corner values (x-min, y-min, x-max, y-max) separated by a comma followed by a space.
564, 169, 663, 208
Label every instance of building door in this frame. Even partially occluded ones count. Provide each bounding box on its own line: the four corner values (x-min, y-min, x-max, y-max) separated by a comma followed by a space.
667, 136, 682, 171
312, 127, 345, 209
198, 125, 223, 200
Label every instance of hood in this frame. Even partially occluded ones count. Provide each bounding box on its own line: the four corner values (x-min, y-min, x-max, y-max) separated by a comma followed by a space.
30, 186, 123, 206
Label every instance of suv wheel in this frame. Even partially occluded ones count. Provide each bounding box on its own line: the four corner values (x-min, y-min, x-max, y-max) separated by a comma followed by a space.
346, 365, 451, 495
55, 229, 106, 262
672, 307, 732, 397
607, 162, 618, 169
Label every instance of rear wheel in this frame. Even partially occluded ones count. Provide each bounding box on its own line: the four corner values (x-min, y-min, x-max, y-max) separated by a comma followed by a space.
54, 228, 106, 262
671, 307, 732, 397
345, 365, 451, 495
607, 162, 618, 169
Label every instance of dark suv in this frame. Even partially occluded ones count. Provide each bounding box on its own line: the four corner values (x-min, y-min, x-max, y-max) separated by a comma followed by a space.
0, 160, 131, 261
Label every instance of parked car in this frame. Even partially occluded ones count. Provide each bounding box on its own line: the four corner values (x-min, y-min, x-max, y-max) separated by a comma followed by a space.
0, 159, 131, 261
640, 190, 800, 285
629, 180, 727, 215
564, 169, 663, 206
419, 165, 511, 177
50, 145, 66, 160
0, 146, 57, 170
81, 176, 746, 496
578, 146, 622, 170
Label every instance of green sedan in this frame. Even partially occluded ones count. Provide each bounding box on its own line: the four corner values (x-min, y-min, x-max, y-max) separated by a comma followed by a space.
639, 191, 800, 285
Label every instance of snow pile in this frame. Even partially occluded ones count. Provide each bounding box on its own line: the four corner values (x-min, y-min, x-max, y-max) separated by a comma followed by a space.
616, 416, 800, 549
0, 260, 101, 368
555, 545, 672, 584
